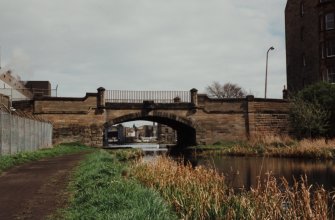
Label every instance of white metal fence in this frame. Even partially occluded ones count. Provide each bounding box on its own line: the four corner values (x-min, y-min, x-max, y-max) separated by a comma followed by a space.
105, 90, 191, 103
0, 112, 53, 155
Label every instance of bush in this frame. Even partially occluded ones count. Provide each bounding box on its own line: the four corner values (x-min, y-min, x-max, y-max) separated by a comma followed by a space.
289, 96, 329, 138
290, 82, 334, 138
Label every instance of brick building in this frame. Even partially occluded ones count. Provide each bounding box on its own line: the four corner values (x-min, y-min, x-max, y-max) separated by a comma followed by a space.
285, 0, 335, 92
0, 69, 52, 101
157, 124, 176, 144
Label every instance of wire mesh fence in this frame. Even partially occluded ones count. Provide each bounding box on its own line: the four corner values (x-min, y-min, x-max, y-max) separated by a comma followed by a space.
0, 112, 53, 155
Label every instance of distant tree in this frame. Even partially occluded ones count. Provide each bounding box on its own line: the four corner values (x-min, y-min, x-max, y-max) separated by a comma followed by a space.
206, 81, 247, 98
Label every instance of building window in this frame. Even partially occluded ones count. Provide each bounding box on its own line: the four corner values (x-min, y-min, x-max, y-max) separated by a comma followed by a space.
302, 54, 306, 67
300, 2, 304, 17
326, 40, 335, 57
325, 13, 335, 30
327, 66, 335, 83
301, 27, 304, 41
321, 42, 325, 59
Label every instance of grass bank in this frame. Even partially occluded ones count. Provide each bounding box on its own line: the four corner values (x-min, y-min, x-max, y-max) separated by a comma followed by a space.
189, 136, 335, 159
60, 150, 177, 220
0, 143, 92, 174
132, 156, 335, 220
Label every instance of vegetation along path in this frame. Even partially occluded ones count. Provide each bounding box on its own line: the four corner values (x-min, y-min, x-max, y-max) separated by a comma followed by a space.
0, 152, 87, 220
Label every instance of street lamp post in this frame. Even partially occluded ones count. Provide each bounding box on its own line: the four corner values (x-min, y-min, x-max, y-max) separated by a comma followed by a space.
265, 46, 275, 99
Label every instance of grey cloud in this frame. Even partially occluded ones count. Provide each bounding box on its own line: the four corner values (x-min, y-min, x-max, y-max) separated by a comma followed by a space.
1, 0, 287, 98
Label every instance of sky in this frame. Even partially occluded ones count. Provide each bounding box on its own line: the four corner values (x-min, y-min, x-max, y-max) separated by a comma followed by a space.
0, 0, 287, 98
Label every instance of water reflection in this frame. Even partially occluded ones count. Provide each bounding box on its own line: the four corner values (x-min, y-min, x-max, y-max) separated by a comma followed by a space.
192, 156, 335, 191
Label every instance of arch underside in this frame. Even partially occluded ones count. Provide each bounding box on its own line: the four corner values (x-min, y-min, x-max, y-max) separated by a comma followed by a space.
106, 112, 197, 147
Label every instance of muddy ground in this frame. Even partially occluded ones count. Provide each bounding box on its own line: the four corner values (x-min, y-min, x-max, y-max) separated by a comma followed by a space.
0, 153, 87, 220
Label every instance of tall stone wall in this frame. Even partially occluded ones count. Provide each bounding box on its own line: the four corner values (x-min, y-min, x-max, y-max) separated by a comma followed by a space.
195, 95, 290, 144
194, 95, 248, 144
32, 93, 105, 146
247, 98, 290, 137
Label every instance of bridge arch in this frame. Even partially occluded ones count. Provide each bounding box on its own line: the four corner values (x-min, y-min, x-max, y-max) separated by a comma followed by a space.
105, 111, 197, 147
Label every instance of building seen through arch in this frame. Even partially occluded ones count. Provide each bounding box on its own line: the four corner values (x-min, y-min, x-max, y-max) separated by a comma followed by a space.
104, 122, 177, 145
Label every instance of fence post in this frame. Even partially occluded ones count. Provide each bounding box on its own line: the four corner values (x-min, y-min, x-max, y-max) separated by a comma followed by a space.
0, 113, 2, 155
9, 113, 12, 155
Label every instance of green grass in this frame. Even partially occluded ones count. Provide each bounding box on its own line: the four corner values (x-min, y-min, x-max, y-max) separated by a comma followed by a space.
106, 148, 144, 161
0, 143, 92, 174
60, 150, 177, 220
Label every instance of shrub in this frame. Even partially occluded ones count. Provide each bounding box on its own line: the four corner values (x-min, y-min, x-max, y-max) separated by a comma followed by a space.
289, 82, 334, 138
289, 96, 330, 138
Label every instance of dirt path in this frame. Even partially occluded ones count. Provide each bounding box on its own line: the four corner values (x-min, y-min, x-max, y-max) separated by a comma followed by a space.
0, 153, 88, 220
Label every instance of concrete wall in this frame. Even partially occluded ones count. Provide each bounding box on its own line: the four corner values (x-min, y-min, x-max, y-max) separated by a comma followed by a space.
17, 89, 290, 147
0, 111, 53, 155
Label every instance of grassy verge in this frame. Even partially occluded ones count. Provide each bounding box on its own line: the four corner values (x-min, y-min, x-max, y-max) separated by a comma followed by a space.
132, 156, 335, 220
60, 150, 177, 220
0, 143, 92, 174
189, 137, 335, 159
106, 148, 144, 161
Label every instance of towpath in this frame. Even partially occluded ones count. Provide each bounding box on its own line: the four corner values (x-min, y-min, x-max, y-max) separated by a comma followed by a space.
0, 153, 87, 220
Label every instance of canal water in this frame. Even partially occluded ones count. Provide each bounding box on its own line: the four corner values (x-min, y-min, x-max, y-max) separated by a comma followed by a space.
106, 143, 168, 160
187, 155, 335, 191
108, 144, 335, 191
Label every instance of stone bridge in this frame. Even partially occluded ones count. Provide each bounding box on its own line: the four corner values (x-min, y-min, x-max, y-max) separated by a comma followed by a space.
13, 88, 290, 147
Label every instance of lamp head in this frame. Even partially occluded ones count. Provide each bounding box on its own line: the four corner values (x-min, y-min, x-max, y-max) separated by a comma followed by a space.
270, 46, 274, 50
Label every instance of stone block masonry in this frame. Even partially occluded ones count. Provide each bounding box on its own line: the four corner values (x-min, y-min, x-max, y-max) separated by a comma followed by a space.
30, 92, 106, 147
13, 88, 291, 147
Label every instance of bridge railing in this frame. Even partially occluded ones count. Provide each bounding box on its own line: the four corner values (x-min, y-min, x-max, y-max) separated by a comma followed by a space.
105, 90, 191, 103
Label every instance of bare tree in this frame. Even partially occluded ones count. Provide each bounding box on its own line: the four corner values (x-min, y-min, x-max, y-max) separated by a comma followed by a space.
206, 81, 247, 98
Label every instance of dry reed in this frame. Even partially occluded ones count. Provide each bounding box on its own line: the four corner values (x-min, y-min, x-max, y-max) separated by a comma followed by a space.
248, 174, 333, 220
132, 156, 335, 220
133, 156, 227, 219
198, 135, 335, 159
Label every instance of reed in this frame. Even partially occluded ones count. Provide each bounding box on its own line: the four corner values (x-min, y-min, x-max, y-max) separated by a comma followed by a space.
133, 156, 227, 219
193, 135, 335, 159
132, 156, 335, 220
247, 175, 333, 220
